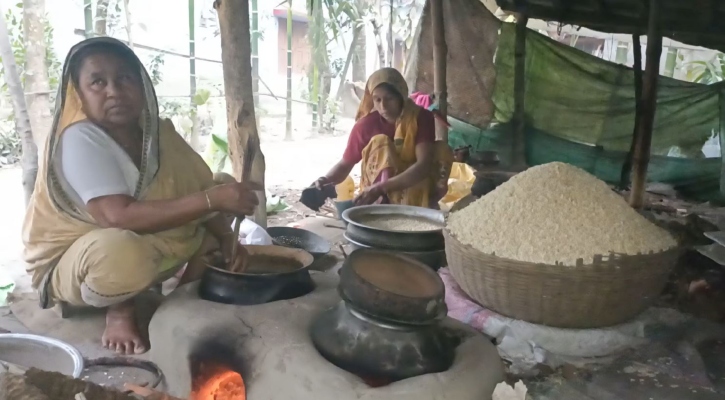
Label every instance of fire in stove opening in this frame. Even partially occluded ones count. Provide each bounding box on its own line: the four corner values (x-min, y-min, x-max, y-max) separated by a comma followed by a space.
190, 341, 246, 400
191, 361, 245, 400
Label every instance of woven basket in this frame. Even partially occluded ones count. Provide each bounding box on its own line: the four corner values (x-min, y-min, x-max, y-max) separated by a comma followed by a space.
444, 229, 679, 328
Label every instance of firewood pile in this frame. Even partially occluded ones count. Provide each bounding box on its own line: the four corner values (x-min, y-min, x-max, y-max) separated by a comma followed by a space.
0, 368, 185, 400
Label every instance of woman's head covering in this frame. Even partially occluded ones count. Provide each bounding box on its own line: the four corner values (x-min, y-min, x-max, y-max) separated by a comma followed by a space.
45, 37, 160, 215
355, 67, 411, 121
52, 37, 159, 140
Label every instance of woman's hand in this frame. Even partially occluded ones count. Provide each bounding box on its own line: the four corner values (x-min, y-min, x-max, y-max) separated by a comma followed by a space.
207, 182, 263, 216
313, 176, 332, 190
220, 237, 249, 273
354, 184, 384, 205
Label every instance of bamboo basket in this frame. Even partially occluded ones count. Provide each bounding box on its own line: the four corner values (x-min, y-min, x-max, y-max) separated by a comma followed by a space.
444, 229, 679, 328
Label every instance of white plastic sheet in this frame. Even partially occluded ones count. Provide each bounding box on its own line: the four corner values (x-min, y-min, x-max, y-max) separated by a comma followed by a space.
234, 218, 273, 246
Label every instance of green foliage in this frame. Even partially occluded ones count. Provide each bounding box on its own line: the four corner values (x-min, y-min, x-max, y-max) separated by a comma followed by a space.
0, 5, 62, 95
193, 88, 211, 106
684, 54, 725, 84
145, 53, 165, 86
0, 3, 62, 163
209, 133, 229, 172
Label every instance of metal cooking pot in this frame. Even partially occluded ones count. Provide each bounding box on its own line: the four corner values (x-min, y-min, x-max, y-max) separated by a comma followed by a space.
338, 249, 447, 324
342, 205, 445, 251
0, 334, 84, 378
310, 301, 457, 383
343, 233, 446, 270
198, 245, 315, 305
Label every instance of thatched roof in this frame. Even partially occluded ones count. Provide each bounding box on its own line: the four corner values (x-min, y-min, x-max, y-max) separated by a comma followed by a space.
495, 0, 725, 52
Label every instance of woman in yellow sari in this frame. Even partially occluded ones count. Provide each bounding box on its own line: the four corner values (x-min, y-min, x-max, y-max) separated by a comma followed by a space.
22, 37, 259, 355
315, 68, 452, 208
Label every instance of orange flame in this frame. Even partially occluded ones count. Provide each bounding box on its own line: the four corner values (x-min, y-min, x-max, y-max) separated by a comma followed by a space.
190, 362, 246, 400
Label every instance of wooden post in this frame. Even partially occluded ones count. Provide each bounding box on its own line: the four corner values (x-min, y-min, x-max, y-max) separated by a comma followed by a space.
620, 34, 643, 188
629, 0, 661, 208
430, 0, 448, 142
215, 0, 267, 227
512, 14, 529, 170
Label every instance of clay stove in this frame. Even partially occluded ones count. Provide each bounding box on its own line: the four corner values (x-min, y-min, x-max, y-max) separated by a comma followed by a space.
149, 272, 504, 399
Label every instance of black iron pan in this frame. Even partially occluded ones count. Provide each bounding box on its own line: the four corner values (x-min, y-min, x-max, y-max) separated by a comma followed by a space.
267, 227, 331, 259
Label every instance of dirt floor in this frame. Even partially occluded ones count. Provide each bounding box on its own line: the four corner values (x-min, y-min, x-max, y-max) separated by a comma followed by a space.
0, 129, 354, 392
2, 124, 724, 399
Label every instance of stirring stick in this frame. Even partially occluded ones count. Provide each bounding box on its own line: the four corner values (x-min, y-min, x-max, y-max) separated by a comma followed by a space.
229, 135, 258, 271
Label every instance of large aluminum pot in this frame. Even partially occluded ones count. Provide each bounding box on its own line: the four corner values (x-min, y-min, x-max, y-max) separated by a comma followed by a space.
341, 205, 445, 252
0, 333, 84, 378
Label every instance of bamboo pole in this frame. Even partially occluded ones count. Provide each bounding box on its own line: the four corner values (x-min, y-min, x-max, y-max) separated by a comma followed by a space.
285, 0, 293, 141
629, 0, 662, 208
620, 34, 643, 189
83, 0, 92, 38
430, 0, 448, 142
251, 0, 260, 105
512, 14, 529, 169
188, 0, 200, 151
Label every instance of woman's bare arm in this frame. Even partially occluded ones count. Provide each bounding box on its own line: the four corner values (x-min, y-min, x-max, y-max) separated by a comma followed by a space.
320, 160, 355, 186
86, 182, 261, 234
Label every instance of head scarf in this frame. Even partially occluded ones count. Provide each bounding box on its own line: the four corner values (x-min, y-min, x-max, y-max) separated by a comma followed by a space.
355, 67, 421, 165
23, 38, 215, 291
45, 37, 160, 220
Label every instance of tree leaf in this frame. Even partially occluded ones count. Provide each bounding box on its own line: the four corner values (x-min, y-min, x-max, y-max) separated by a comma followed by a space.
211, 134, 229, 154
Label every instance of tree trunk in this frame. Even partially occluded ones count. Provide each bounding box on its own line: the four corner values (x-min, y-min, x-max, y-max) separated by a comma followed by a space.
336, 28, 361, 99
123, 0, 134, 48
94, 0, 110, 36
387, 0, 394, 67
23, 0, 53, 153
370, 18, 386, 70
0, 11, 38, 204
352, 0, 367, 82
352, 25, 366, 81
215, 0, 267, 227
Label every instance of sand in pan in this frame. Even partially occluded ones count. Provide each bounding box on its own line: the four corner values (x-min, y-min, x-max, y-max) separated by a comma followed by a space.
352, 253, 440, 298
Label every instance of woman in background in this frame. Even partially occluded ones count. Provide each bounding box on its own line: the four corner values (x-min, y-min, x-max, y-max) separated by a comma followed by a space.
314, 68, 452, 208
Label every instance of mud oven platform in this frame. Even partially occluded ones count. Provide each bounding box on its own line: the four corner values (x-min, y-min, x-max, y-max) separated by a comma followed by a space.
149, 272, 504, 399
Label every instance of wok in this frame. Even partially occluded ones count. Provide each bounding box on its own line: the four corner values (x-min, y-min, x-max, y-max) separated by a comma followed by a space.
199, 245, 315, 305
267, 226, 331, 259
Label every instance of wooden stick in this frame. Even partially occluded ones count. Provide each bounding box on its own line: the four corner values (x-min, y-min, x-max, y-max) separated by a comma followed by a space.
431, 0, 448, 143
512, 13, 529, 170
620, 33, 643, 189
629, 0, 662, 208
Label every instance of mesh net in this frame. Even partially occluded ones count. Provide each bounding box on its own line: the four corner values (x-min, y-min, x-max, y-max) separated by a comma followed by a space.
407, 1, 725, 202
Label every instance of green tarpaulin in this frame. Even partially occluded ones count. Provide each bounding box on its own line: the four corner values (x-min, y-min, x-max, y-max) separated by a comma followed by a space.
446, 22, 725, 202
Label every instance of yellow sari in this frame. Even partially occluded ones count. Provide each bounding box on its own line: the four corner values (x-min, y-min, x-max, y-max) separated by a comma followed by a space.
22, 37, 215, 308
355, 68, 453, 208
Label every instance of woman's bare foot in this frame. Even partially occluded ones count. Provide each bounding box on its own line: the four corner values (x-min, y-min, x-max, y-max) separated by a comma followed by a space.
102, 300, 148, 355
